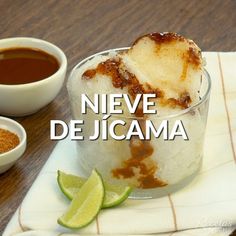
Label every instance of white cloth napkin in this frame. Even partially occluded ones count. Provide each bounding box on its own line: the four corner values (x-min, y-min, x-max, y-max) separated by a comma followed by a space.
3, 52, 236, 236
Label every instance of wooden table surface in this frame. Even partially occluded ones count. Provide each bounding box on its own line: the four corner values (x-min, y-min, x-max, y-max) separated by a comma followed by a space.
0, 0, 235, 234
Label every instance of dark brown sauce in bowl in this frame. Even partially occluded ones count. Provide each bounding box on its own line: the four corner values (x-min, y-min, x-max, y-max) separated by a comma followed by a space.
0, 48, 60, 85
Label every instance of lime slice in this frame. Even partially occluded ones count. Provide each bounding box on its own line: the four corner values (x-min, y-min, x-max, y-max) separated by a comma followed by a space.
103, 182, 132, 208
57, 170, 86, 200
57, 171, 132, 208
58, 169, 104, 229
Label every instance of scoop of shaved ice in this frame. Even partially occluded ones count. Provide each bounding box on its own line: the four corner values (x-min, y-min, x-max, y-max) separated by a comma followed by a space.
67, 32, 205, 188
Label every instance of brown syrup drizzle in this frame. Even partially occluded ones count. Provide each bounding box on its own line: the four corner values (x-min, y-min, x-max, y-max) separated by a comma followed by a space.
112, 136, 167, 189
133, 32, 201, 82
133, 32, 184, 46
82, 58, 192, 110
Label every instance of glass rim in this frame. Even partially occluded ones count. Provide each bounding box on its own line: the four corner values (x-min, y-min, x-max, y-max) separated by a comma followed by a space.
68, 47, 211, 119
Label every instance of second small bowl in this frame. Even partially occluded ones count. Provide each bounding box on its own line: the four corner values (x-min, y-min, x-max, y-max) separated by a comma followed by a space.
0, 116, 27, 174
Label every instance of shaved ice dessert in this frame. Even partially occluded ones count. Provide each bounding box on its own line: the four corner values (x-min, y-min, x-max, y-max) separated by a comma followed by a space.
67, 32, 211, 198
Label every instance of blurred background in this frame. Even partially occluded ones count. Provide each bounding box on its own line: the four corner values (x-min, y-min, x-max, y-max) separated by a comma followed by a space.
0, 0, 235, 69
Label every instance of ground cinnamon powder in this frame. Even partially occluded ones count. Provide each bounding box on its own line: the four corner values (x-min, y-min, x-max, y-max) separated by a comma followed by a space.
0, 128, 20, 154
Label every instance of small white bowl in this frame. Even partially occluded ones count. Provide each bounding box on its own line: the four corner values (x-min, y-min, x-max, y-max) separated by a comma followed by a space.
0, 116, 26, 174
0, 37, 67, 117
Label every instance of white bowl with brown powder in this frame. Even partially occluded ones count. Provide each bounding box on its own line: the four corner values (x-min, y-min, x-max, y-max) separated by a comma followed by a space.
0, 116, 26, 174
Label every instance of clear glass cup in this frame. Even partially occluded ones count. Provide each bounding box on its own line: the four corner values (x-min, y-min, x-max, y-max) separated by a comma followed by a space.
67, 48, 211, 199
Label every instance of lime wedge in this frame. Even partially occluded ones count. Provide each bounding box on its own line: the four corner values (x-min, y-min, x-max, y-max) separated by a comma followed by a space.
57, 170, 132, 208
103, 182, 132, 208
58, 169, 104, 229
57, 170, 86, 200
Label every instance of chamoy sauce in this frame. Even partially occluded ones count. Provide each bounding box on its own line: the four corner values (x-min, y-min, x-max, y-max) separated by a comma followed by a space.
0, 48, 59, 85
